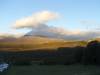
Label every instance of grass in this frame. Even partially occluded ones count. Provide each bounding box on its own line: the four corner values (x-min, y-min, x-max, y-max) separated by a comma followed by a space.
0, 41, 87, 51
2, 64, 100, 75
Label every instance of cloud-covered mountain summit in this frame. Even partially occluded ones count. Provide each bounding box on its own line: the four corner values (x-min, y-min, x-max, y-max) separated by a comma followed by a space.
12, 10, 100, 40
24, 24, 100, 40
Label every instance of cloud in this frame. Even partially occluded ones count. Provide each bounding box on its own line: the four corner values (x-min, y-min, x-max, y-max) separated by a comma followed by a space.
79, 20, 100, 30
70, 31, 100, 40
13, 11, 59, 29
12, 11, 100, 40
25, 24, 100, 40
0, 32, 25, 38
80, 20, 96, 25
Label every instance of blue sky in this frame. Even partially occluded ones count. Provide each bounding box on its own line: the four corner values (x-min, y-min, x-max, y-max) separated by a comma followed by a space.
0, 0, 100, 34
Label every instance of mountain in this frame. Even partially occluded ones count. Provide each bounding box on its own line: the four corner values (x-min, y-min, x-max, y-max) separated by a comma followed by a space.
0, 35, 87, 51
24, 29, 66, 39
0, 37, 16, 42
24, 30, 96, 41
0, 31, 88, 51
0, 31, 67, 44
0, 35, 17, 42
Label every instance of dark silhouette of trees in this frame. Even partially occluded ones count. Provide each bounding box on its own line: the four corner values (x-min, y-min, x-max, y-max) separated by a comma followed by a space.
82, 40, 100, 65
0, 40, 100, 65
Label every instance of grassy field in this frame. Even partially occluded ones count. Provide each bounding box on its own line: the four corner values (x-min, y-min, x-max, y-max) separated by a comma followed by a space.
2, 64, 100, 75
0, 40, 87, 51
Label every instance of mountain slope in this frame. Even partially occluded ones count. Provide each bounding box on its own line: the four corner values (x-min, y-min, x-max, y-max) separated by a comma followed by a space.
0, 35, 87, 51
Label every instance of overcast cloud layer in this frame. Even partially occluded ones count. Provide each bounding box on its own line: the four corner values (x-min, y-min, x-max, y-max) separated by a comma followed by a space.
13, 11, 100, 40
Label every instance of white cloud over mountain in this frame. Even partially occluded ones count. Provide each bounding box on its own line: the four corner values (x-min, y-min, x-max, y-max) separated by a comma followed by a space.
25, 25, 100, 40
13, 11, 58, 29
12, 11, 100, 40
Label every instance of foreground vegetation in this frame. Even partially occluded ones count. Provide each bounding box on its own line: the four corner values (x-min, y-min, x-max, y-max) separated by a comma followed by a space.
0, 40, 100, 75
0, 40, 99, 65
2, 64, 100, 75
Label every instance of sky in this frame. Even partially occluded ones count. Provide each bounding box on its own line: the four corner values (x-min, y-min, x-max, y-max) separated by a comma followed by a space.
0, 0, 100, 40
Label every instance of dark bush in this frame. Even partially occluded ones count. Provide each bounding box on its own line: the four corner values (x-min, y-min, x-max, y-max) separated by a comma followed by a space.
57, 47, 84, 65
82, 40, 100, 65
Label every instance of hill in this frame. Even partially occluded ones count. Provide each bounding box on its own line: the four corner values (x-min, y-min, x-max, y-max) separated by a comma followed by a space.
0, 36, 87, 51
